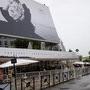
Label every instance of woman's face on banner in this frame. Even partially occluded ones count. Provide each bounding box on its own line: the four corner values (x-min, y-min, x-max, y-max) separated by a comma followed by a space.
8, 1, 24, 21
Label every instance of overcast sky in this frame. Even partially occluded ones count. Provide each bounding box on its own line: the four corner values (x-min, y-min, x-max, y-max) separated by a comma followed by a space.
35, 0, 90, 56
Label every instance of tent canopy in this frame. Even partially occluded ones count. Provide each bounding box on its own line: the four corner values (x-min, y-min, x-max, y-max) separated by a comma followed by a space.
0, 59, 38, 68
73, 61, 90, 65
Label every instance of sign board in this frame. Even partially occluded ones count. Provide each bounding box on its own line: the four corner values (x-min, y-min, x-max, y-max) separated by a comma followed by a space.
0, 0, 60, 43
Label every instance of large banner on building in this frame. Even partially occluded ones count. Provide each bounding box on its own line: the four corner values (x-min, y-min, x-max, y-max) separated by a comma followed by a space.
0, 0, 60, 43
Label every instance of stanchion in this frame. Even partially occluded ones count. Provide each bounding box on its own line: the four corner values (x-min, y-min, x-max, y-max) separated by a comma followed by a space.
33, 77, 35, 90
10, 79, 12, 90
21, 78, 23, 90
11, 58, 17, 90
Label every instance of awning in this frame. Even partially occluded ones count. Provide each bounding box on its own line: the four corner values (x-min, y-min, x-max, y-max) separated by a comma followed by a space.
0, 47, 79, 60
73, 61, 90, 65
0, 59, 38, 68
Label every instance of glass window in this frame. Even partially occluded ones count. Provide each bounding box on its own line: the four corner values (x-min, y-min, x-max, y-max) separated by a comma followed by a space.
0, 41, 2, 45
4, 41, 8, 45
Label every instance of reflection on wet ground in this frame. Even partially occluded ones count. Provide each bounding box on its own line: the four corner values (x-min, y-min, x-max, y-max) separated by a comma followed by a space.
1, 75, 90, 90
45, 75, 90, 90
0, 84, 10, 90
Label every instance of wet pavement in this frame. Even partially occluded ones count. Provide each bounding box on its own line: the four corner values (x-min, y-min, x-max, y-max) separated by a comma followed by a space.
0, 84, 10, 90
45, 75, 90, 90
1, 75, 90, 90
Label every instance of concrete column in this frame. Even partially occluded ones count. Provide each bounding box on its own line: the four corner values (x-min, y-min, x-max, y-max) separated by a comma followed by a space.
28, 42, 32, 49
41, 42, 45, 50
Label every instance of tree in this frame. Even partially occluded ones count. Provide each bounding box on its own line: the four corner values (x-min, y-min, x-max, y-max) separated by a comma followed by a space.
88, 51, 90, 59
69, 49, 73, 52
79, 55, 82, 61
75, 49, 79, 52
88, 51, 90, 55
83, 59, 90, 62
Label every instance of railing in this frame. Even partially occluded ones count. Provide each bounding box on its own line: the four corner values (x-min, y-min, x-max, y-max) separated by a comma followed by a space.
2, 67, 90, 90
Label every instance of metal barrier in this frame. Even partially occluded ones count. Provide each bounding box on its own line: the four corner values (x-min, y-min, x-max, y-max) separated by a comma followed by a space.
2, 67, 90, 90
53, 73, 60, 85
20, 77, 35, 90
41, 75, 50, 89
0, 80, 11, 90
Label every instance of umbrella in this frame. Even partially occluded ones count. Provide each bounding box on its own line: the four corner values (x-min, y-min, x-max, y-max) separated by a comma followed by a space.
73, 61, 84, 65
73, 61, 90, 65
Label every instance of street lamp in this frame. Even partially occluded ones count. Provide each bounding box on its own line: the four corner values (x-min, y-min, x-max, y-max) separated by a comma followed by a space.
11, 58, 17, 90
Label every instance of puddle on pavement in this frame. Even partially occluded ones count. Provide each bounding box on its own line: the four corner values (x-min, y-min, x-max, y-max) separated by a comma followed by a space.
59, 87, 70, 90
85, 88, 90, 90
68, 81, 76, 84
80, 82, 90, 87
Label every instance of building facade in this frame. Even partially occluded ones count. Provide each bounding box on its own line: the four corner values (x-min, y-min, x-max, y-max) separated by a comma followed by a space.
0, 0, 79, 72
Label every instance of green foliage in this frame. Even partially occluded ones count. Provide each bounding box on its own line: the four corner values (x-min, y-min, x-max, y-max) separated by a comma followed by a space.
69, 49, 73, 52
79, 55, 82, 61
88, 51, 90, 55
14, 38, 29, 48
75, 49, 79, 52
32, 41, 41, 49
83, 56, 90, 62
14, 39, 41, 49
83, 59, 90, 62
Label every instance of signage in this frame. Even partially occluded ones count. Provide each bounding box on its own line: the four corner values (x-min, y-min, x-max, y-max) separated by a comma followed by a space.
0, 0, 60, 43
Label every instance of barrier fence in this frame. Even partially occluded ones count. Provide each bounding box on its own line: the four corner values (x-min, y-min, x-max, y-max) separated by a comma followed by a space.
2, 67, 90, 90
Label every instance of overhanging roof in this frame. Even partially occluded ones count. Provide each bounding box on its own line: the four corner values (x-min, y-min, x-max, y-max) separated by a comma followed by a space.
0, 47, 79, 60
